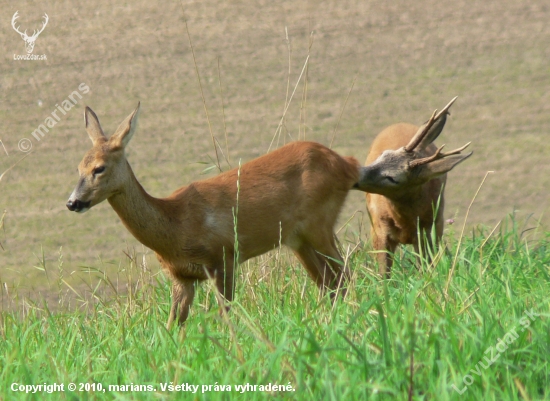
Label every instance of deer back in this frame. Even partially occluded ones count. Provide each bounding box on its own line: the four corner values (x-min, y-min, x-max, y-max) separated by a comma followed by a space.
165, 141, 361, 263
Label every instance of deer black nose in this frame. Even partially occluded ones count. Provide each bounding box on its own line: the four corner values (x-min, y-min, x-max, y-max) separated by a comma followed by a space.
66, 199, 78, 211
66, 199, 90, 212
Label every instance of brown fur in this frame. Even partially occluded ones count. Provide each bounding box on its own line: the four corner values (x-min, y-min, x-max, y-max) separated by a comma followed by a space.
366, 123, 446, 276
357, 100, 472, 278
67, 104, 361, 328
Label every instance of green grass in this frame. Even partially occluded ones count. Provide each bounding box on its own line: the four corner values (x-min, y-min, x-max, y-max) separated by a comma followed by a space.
1, 219, 549, 400
2, 3, 549, 399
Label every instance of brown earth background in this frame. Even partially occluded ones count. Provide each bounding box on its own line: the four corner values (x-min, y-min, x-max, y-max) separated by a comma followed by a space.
0, 0, 549, 302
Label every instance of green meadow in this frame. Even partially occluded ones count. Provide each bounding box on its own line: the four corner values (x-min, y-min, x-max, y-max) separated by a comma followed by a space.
1, 219, 549, 400
1, 0, 549, 400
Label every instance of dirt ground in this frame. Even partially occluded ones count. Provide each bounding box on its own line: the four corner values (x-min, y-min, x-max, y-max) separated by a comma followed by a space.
1, 0, 549, 300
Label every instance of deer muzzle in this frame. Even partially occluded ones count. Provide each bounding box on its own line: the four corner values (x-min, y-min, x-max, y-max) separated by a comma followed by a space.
353, 165, 380, 192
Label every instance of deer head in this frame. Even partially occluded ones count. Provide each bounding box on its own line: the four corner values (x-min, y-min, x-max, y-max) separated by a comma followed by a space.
12, 11, 49, 54
66, 103, 140, 213
356, 97, 472, 195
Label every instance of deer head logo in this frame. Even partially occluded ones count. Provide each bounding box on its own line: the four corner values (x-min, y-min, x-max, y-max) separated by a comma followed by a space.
11, 11, 49, 54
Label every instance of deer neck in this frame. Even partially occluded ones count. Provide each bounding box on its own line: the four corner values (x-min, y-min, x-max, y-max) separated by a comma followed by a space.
392, 186, 424, 204
107, 162, 176, 255
388, 180, 443, 222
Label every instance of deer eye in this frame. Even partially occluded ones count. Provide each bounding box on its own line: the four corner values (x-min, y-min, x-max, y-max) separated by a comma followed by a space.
385, 176, 398, 184
93, 166, 105, 176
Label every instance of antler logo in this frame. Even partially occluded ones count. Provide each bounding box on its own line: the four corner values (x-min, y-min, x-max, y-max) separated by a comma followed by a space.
11, 11, 49, 54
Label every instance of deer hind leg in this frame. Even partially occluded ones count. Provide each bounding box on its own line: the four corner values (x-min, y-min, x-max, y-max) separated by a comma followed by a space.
294, 239, 348, 299
312, 235, 349, 297
414, 198, 446, 267
293, 243, 330, 293
166, 278, 196, 329
213, 256, 235, 315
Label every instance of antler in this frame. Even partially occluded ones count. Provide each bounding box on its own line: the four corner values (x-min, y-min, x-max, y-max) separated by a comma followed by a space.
11, 11, 26, 38
404, 96, 458, 152
11, 12, 48, 39
33, 14, 49, 38
409, 141, 471, 168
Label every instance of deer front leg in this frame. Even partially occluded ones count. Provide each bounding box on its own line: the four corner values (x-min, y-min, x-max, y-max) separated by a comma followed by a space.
371, 228, 398, 279
166, 279, 196, 329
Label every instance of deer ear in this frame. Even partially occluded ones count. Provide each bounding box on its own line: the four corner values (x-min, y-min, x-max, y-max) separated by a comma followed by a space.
415, 112, 448, 150
416, 152, 473, 181
84, 106, 106, 145
110, 102, 140, 149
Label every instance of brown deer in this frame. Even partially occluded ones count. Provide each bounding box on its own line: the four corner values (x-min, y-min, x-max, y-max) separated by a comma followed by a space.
67, 103, 367, 328
66, 100, 469, 327
356, 97, 472, 277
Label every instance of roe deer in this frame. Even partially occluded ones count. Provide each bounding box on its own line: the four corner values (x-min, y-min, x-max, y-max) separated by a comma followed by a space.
67, 103, 367, 328
356, 97, 472, 277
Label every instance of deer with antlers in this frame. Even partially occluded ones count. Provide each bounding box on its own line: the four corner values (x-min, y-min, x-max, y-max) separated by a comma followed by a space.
356, 97, 472, 277
11, 11, 49, 54
66, 99, 470, 327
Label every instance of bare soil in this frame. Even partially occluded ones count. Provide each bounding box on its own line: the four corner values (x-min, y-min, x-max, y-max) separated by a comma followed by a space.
1, 0, 549, 302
